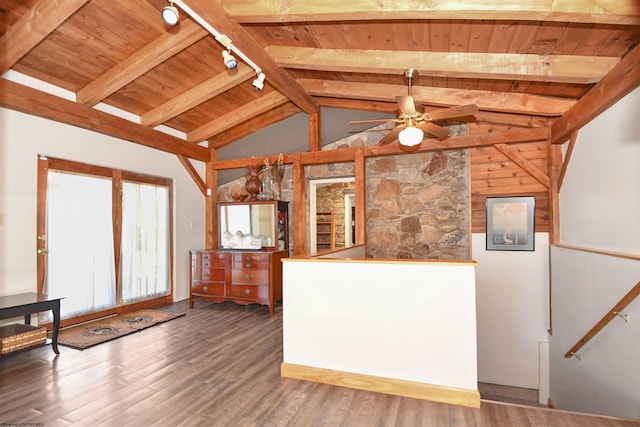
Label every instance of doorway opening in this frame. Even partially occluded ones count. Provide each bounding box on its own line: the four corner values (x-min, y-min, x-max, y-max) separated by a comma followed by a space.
309, 177, 355, 253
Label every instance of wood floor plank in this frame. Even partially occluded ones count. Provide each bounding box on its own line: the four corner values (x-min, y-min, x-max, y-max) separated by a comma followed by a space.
1, 299, 638, 427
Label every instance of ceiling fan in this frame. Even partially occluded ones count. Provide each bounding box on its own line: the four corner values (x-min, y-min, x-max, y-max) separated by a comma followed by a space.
349, 69, 479, 147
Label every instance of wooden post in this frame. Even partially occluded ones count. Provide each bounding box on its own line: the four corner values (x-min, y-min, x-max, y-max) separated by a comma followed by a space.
309, 109, 321, 152
206, 150, 218, 250
293, 153, 307, 255
355, 146, 366, 246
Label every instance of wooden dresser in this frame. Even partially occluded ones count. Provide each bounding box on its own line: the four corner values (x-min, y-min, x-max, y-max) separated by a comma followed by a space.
189, 249, 287, 316
190, 200, 289, 316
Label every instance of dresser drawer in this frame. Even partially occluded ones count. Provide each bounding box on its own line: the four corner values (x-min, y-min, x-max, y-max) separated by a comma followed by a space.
231, 269, 268, 285
191, 281, 225, 296
193, 252, 226, 268
229, 284, 268, 300
232, 253, 269, 269
193, 267, 225, 282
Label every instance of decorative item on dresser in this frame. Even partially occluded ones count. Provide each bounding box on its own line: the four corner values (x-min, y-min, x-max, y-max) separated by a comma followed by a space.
190, 200, 289, 316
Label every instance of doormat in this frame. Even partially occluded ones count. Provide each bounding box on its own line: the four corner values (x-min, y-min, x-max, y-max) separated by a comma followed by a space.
56, 309, 184, 350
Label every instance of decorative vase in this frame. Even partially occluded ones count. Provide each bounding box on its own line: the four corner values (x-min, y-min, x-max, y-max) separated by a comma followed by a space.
271, 164, 284, 200
245, 165, 262, 200
258, 165, 274, 200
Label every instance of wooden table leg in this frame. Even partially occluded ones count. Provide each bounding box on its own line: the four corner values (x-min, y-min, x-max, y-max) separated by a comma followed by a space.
51, 299, 61, 355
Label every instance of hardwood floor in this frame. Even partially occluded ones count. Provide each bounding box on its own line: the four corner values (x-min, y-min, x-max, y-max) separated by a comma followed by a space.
0, 300, 638, 427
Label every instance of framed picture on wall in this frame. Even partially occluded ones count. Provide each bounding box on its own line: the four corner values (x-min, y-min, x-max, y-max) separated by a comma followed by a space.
486, 196, 535, 251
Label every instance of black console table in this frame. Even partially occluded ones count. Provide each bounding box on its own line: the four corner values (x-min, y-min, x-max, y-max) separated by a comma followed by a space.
0, 293, 63, 355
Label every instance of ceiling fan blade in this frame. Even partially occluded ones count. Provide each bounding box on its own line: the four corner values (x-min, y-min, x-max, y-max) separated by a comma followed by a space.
377, 126, 402, 145
427, 104, 479, 121
348, 118, 398, 125
419, 121, 451, 138
396, 95, 416, 115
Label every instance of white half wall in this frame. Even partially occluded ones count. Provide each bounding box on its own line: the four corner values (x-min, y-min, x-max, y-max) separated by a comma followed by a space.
550, 246, 639, 419
472, 232, 550, 392
0, 107, 206, 301
282, 258, 478, 391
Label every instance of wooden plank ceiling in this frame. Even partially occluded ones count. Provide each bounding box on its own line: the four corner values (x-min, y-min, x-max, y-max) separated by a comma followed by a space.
0, 0, 637, 148
0, 1, 638, 217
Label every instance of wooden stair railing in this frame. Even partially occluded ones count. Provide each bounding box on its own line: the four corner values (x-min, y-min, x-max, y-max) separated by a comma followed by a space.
565, 281, 640, 359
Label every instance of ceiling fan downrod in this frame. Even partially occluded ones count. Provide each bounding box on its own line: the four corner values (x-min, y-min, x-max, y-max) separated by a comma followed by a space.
404, 69, 418, 96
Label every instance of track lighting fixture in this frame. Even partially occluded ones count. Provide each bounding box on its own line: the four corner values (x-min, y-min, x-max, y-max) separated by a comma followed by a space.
161, 0, 266, 87
161, 2, 179, 26
222, 50, 237, 70
252, 73, 266, 91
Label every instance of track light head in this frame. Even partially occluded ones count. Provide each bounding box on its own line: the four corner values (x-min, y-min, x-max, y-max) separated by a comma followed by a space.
222, 50, 237, 70
252, 73, 266, 91
161, 3, 179, 26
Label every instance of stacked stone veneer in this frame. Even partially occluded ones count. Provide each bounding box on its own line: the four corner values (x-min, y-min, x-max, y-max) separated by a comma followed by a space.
217, 122, 469, 260
366, 150, 469, 259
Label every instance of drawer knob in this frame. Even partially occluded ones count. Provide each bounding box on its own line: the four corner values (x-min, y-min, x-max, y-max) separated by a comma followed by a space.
245, 289, 251, 295
203, 272, 209, 278
245, 263, 251, 268
245, 274, 251, 280
203, 286, 208, 292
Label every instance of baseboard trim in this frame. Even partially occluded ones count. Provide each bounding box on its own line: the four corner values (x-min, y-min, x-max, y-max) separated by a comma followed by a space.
281, 362, 481, 408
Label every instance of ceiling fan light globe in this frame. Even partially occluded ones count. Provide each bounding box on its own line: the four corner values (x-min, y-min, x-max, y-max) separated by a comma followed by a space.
161, 5, 179, 26
398, 126, 423, 146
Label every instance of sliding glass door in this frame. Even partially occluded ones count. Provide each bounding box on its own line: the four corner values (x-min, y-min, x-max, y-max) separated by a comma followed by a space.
37, 157, 173, 324
120, 181, 170, 303
45, 170, 116, 318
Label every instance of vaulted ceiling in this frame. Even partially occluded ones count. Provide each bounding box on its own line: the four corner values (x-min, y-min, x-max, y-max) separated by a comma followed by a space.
1, 0, 639, 165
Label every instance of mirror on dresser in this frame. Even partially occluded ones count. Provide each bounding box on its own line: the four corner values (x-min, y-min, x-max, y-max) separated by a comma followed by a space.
218, 200, 289, 251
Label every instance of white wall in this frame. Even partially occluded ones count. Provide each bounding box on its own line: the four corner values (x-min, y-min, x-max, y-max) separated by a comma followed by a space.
559, 87, 640, 254
472, 233, 550, 395
549, 87, 640, 419
550, 246, 639, 419
0, 107, 206, 301
282, 258, 478, 393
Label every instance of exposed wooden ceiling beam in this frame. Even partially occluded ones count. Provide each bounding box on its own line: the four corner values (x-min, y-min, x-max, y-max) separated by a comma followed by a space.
493, 143, 550, 188
316, 97, 398, 114
210, 127, 550, 169
550, 43, 640, 145
0, 78, 210, 161
223, 0, 640, 25
363, 127, 550, 158
141, 64, 255, 127
177, 155, 207, 195
209, 103, 301, 149
188, 91, 290, 143
300, 79, 576, 116
77, 20, 207, 106
472, 112, 555, 128
0, 0, 90, 75
185, 0, 318, 114
268, 47, 618, 84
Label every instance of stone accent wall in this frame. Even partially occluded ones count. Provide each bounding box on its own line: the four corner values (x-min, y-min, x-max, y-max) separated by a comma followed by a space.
217, 122, 470, 260
366, 150, 470, 259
